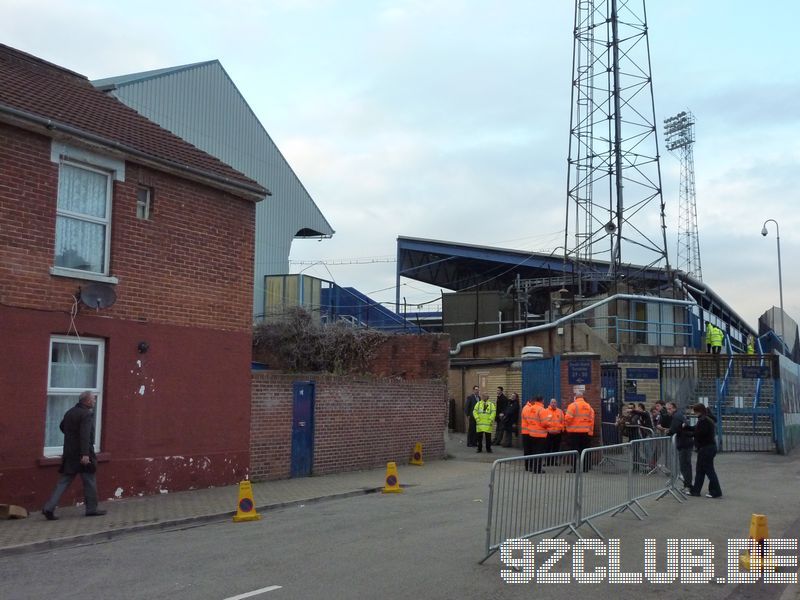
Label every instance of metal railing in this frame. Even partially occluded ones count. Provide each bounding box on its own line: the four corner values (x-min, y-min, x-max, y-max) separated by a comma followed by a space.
482, 435, 684, 562
482, 451, 580, 563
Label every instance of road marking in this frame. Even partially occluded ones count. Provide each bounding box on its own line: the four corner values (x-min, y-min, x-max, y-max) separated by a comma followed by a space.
223, 585, 282, 600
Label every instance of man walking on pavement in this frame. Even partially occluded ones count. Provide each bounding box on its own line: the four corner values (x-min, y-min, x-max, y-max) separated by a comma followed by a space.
42, 390, 106, 520
473, 393, 496, 453
464, 385, 481, 447
565, 394, 595, 472
492, 386, 508, 445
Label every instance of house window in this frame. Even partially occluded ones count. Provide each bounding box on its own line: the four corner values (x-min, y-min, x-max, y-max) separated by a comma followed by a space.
136, 186, 152, 220
45, 336, 105, 456
54, 161, 112, 275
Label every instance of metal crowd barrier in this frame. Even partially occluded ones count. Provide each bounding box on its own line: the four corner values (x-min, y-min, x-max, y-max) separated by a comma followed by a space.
576, 443, 638, 539
482, 435, 684, 561
481, 451, 580, 564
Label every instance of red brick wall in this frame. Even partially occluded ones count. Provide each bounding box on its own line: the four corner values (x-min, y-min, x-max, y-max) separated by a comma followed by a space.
250, 373, 447, 481
560, 353, 602, 440
0, 124, 256, 508
0, 124, 254, 333
366, 334, 450, 379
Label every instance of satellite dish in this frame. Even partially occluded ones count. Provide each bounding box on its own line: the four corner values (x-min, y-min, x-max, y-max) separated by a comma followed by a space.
79, 283, 117, 309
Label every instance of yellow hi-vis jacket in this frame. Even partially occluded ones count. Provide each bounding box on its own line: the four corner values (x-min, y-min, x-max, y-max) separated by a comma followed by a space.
473, 400, 496, 433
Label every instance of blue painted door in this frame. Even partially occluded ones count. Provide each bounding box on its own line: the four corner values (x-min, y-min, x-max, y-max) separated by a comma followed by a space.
521, 356, 561, 405
600, 365, 621, 444
291, 381, 315, 477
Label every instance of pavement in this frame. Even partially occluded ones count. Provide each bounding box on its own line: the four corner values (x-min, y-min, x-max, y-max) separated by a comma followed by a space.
0, 432, 510, 557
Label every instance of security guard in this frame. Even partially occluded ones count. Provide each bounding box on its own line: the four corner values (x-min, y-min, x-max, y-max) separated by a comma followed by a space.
520, 397, 544, 471
711, 325, 724, 354
746, 334, 755, 355
705, 322, 714, 353
473, 394, 496, 453
542, 398, 565, 457
565, 395, 595, 471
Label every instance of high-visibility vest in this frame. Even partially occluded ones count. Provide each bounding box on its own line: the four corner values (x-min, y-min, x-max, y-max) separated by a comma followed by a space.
565, 397, 595, 435
705, 323, 714, 343
747, 337, 755, 354
542, 406, 565, 434
523, 402, 547, 438
712, 326, 724, 347
473, 400, 496, 433
520, 402, 538, 437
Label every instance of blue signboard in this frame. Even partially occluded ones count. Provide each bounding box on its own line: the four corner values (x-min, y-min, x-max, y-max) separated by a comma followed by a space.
626, 368, 658, 379
568, 359, 592, 384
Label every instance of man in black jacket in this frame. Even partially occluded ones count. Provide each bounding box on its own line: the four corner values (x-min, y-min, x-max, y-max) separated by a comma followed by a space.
42, 391, 106, 520
464, 386, 481, 447
666, 402, 693, 492
492, 387, 509, 445
689, 403, 722, 498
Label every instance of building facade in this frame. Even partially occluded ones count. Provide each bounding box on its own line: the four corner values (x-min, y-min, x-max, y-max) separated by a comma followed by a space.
0, 45, 266, 508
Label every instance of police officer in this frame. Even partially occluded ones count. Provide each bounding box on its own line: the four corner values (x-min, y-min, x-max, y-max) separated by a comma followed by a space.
473, 394, 496, 453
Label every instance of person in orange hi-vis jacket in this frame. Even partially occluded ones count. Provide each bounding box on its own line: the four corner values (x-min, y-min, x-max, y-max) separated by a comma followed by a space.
541, 398, 565, 465
521, 397, 547, 473
564, 394, 595, 472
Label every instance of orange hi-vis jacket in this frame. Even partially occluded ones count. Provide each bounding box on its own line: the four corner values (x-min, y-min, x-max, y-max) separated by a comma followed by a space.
564, 397, 595, 435
521, 401, 547, 438
541, 406, 565, 434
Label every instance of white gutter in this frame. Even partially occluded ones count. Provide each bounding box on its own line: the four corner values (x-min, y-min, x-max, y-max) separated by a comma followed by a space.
450, 293, 696, 357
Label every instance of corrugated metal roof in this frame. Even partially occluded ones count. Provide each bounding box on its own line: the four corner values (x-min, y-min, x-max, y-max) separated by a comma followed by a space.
93, 60, 335, 315
0, 45, 265, 198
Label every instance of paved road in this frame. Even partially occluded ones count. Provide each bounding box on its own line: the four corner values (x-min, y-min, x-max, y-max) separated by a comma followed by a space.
1, 444, 799, 600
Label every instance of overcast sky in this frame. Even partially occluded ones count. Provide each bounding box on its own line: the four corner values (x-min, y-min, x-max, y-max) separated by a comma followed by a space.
4, 0, 798, 328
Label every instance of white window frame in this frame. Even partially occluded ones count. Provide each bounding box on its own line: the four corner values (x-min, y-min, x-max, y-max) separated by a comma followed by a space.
49, 142, 124, 284
44, 336, 105, 457
136, 186, 152, 220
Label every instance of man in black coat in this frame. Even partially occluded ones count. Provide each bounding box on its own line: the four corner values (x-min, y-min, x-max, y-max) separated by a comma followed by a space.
492, 386, 509, 445
464, 386, 481, 447
666, 402, 693, 492
42, 391, 106, 520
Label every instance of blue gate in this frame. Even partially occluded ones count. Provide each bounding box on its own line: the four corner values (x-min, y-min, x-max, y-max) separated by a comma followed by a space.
521, 356, 561, 406
291, 381, 315, 477
600, 364, 622, 444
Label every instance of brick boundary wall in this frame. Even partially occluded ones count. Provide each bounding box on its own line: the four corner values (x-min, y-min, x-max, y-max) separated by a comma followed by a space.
250, 373, 448, 481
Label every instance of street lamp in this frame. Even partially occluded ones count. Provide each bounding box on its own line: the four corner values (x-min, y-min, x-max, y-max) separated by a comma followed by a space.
761, 219, 785, 344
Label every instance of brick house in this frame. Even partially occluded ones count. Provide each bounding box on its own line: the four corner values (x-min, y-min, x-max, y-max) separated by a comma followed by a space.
0, 45, 267, 509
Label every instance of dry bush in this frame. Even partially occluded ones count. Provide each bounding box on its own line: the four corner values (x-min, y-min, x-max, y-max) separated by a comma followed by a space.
253, 307, 387, 374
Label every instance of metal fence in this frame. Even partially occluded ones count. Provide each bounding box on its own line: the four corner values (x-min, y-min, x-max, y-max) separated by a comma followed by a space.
482, 436, 683, 562
482, 451, 579, 563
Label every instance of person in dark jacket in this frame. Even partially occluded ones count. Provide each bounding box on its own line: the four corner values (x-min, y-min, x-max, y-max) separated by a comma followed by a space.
464, 386, 481, 447
689, 403, 722, 498
493, 387, 509, 445
42, 391, 106, 519
496, 392, 520, 448
666, 402, 694, 492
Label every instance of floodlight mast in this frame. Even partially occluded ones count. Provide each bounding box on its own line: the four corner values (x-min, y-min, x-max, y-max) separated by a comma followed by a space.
664, 110, 702, 281
565, 0, 671, 290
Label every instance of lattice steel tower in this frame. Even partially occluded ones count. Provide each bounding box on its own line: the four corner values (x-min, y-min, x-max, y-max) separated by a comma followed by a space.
565, 0, 671, 284
664, 111, 702, 281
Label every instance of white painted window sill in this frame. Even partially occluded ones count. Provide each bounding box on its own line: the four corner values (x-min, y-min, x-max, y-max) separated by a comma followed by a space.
50, 266, 119, 285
